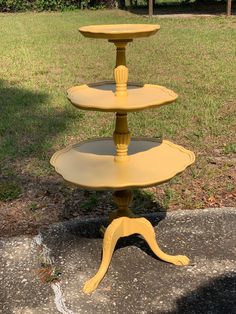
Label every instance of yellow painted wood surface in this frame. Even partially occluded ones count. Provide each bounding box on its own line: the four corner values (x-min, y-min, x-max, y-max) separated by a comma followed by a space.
79, 24, 160, 40
112, 40, 129, 97
67, 82, 178, 112
51, 24, 196, 294
113, 113, 131, 162
50, 138, 195, 190
83, 216, 190, 294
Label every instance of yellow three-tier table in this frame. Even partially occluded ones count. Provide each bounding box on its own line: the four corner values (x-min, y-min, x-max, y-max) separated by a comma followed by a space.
50, 24, 195, 294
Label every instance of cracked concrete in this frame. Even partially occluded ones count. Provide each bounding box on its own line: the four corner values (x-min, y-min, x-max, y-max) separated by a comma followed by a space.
0, 208, 235, 314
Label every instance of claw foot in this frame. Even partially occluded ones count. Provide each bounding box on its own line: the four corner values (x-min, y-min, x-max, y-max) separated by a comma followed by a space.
83, 276, 101, 294
171, 255, 190, 266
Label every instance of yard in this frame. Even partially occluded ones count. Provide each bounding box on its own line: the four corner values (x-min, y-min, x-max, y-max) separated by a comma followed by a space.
0, 9, 235, 236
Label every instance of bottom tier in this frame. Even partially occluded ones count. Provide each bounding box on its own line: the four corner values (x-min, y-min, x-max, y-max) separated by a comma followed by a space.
50, 138, 195, 190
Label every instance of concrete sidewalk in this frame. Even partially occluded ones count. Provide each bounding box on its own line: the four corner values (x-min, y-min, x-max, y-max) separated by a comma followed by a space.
1, 208, 235, 314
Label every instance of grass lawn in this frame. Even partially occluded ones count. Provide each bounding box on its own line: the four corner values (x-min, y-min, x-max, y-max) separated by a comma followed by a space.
0, 10, 235, 236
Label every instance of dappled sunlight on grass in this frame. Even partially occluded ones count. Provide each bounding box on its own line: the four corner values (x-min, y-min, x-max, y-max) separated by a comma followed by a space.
0, 10, 235, 225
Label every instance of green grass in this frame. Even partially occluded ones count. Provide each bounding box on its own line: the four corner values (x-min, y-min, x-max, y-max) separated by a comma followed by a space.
0, 180, 22, 201
0, 10, 235, 208
224, 143, 236, 154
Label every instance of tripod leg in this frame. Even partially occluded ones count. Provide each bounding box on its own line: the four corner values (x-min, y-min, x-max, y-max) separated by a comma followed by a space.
134, 217, 190, 266
83, 218, 123, 294
83, 216, 189, 294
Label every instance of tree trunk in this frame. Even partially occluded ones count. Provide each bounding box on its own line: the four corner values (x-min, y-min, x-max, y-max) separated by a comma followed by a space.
149, 0, 153, 17
227, 0, 232, 16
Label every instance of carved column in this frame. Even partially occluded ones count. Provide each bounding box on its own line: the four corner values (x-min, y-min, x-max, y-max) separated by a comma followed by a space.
109, 190, 135, 222
113, 113, 131, 162
109, 39, 132, 162
111, 40, 131, 96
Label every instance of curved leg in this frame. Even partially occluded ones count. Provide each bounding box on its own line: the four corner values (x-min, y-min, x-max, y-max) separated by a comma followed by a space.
83, 216, 189, 294
83, 219, 123, 294
133, 218, 190, 266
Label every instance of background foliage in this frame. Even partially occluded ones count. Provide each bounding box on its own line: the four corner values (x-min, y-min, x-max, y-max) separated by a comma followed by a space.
0, 0, 228, 11
0, 0, 86, 11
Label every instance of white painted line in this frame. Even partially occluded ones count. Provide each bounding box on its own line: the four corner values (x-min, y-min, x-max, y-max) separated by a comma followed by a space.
34, 233, 75, 314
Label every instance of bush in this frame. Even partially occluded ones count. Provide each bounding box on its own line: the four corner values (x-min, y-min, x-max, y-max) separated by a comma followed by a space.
34, 0, 80, 11
0, 0, 121, 11
0, 0, 228, 11
0, 0, 83, 11
88, 0, 117, 9
0, 0, 29, 11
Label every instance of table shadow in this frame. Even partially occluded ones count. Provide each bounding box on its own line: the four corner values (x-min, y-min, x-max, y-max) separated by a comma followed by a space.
44, 189, 167, 262
165, 272, 236, 314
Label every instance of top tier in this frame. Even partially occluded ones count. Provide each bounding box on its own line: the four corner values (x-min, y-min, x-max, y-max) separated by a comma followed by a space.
79, 24, 160, 40
71, 23, 177, 110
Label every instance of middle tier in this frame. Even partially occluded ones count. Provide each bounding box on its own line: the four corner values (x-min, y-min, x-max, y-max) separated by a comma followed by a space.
51, 138, 195, 190
67, 82, 178, 112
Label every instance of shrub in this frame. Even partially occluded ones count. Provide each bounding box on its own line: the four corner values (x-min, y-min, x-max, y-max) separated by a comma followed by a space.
89, 0, 117, 9
0, 0, 228, 11
33, 0, 80, 11
0, 0, 83, 11
0, 0, 120, 11
0, 0, 30, 11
